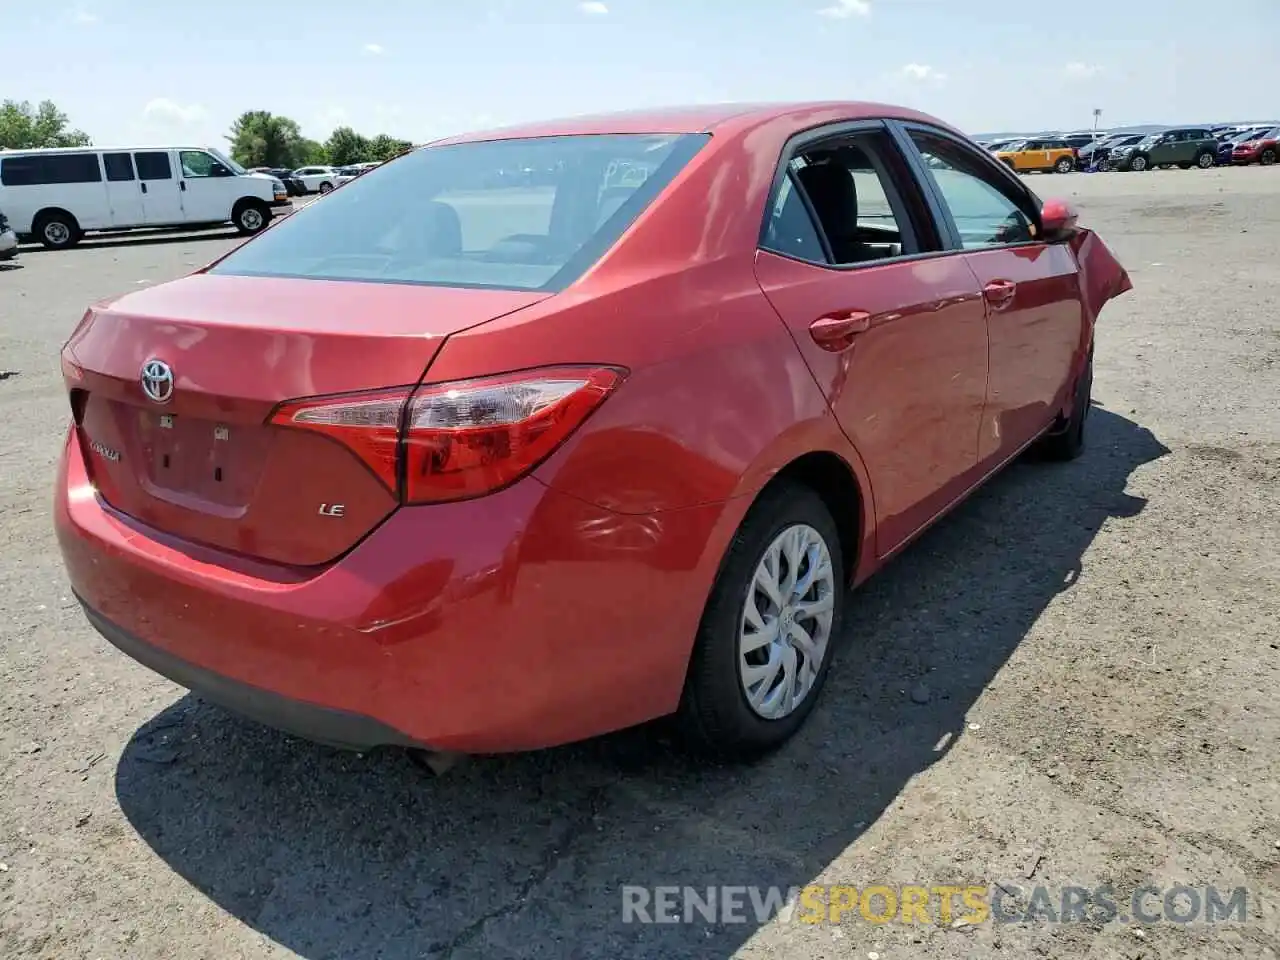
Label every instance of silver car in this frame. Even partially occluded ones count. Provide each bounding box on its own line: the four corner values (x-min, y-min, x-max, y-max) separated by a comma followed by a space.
0, 209, 17, 261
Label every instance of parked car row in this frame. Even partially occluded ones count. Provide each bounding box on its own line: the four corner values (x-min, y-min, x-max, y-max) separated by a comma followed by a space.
247, 161, 385, 197
977, 124, 1279, 174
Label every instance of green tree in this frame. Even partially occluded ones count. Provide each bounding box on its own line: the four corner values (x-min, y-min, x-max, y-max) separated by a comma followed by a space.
367, 133, 413, 162
0, 99, 91, 149
297, 138, 327, 165
226, 111, 310, 168
324, 126, 371, 166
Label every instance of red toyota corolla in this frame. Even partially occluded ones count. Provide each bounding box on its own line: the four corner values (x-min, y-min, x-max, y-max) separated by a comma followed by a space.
55, 103, 1131, 760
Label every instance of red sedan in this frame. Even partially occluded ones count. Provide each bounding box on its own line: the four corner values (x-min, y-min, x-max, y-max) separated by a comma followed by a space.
55, 103, 1131, 760
1232, 127, 1280, 166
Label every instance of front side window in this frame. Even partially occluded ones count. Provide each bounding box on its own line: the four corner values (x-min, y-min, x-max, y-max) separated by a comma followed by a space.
180, 151, 218, 178
212, 133, 708, 291
908, 131, 1038, 250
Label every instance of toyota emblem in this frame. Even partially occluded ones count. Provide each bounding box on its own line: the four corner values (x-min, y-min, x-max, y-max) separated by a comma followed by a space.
140, 358, 174, 404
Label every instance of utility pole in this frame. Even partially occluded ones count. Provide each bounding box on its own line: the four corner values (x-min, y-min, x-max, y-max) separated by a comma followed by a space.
1093, 108, 1103, 135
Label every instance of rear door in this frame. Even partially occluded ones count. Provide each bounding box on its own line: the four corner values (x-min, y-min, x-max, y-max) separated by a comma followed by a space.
896, 124, 1085, 471
753, 122, 989, 555
133, 150, 185, 224
101, 152, 145, 226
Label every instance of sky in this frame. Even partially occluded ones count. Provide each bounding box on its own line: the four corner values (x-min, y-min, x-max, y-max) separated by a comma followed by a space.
3, 0, 1278, 148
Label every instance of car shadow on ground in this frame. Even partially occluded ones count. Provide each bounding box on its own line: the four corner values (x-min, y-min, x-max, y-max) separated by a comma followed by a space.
114, 404, 1168, 960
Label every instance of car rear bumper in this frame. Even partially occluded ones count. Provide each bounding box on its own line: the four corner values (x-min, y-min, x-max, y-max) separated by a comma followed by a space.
54, 426, 727, 752
79, 600, 417, 750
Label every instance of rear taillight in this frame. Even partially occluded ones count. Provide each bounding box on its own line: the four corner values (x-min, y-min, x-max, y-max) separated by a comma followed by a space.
272, 388, 408, 492
269, 365, 625, 504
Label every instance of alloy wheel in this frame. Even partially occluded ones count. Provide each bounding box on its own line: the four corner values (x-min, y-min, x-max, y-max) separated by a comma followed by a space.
738, 523, 836, 720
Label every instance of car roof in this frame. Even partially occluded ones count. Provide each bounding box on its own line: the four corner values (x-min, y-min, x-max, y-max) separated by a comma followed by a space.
0, 145, 214, 154
427, 101, 964, 146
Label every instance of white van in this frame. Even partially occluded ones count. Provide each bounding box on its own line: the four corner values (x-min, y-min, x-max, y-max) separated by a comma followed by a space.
0, 145, 293, 249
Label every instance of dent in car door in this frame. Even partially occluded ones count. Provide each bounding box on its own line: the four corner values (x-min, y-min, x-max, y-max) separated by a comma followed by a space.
900, 127, 1085, 469
754, 131, 987, 556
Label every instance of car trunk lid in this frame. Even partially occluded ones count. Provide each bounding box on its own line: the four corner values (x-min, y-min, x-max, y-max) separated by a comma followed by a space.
64, 273, 550, 566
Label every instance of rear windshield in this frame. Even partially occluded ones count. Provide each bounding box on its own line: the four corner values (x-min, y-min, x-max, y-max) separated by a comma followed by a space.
211, 133, 708, 291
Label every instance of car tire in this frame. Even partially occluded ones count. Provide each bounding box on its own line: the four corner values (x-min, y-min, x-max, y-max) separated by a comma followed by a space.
1054, 156, 1075, 174
1130, 155, 1149, 172
677, 482, 845, 760
1196, 151, 1215, 169
34, 211, 82, 250
318, 181, 334, 195
1037, 355, 1092, 461
1260, 148, 1277, 166
232, 199, 271, 236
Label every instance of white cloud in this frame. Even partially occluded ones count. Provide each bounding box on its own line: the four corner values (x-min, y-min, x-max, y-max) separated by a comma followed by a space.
362, 42, 385, 55
70, 7, 99, 24
818, 0, 871, 18
142, 98, 207, 127
899, 63, 947, 83
578, 1, 608, 13
1063, 62, 1103, 80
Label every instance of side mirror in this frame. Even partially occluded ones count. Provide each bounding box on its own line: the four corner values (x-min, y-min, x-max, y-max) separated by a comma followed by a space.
1040, 198, 1078, 241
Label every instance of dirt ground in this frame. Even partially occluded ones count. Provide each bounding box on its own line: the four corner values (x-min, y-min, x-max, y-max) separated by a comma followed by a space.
1, 167, 1278, 960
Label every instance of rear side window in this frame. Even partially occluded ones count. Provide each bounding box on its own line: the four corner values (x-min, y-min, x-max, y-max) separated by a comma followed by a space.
762, 173, 827, 262
212, 133, 708, 292
0, 153, 102, 186
134, 152, 172, 181
103, 152, 135, 182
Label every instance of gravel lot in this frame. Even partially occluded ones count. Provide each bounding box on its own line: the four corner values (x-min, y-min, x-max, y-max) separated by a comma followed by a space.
1, 168, 1278, 960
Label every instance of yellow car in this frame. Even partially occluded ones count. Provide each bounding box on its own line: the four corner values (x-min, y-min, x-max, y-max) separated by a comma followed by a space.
995, 137, 1077, 173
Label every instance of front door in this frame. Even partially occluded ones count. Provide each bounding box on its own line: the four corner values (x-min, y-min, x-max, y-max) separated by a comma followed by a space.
101, 152, 145, 227
177, 150, 233, 223
754, 126, 988, 555
902, 128, 1085, 470
133, 151, 185, 226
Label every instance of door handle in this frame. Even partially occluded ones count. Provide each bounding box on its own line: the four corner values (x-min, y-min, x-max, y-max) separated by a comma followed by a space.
809, 310, 872, 351
179, 181, 186, 191
982, 279, 1017, 308
140, 182, 148, 194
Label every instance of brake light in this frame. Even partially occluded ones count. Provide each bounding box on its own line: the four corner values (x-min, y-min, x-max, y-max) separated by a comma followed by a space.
271, 387, 409, 492
268, 366, 624, 503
